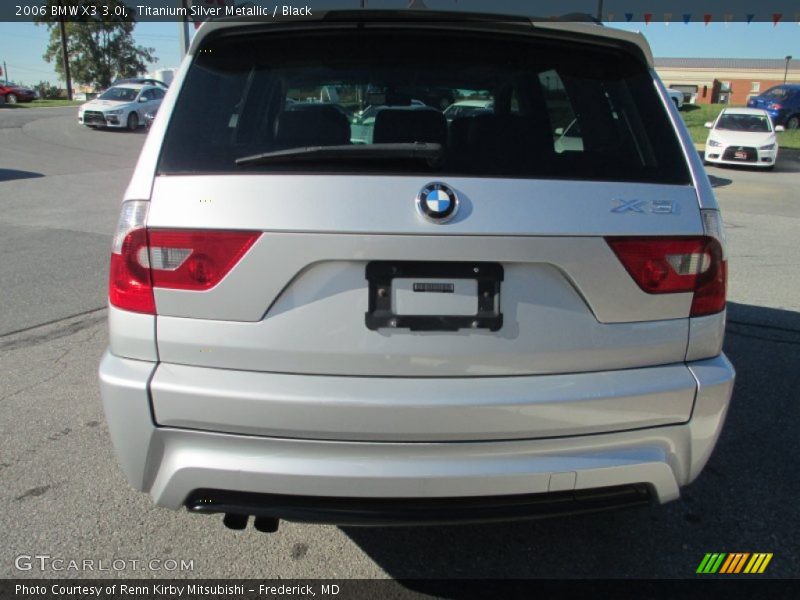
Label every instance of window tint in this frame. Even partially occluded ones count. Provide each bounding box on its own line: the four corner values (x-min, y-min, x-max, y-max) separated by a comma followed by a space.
761, 86, 793, 100
158, 29, 689, 184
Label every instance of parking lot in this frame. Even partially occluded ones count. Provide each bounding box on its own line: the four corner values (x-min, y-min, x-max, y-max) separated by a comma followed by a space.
1, 106, 798, 579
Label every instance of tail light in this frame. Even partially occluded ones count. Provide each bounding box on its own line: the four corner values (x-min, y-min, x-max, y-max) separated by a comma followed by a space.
109, 200, 260, 314
767, 103, 782, 110
109, 201, 154, 314
607, 211, 727, 317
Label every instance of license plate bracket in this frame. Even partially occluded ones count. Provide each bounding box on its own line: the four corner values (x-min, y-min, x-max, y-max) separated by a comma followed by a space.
365, 261, 503, 332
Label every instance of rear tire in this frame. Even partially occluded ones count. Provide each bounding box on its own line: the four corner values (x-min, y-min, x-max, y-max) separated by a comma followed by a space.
6, 93, 18, 104
786, 115, 800, 130
126, 112, 139, 131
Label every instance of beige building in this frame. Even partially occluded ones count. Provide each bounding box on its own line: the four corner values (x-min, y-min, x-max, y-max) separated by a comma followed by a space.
655, 58, 800, 105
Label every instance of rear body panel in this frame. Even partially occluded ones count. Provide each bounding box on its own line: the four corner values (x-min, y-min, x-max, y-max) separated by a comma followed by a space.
148, 176, 700, 378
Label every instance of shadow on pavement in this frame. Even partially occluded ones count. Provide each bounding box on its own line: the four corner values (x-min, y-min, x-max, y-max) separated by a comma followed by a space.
0, 168, 44, 182
707, 174, 733, 188
341, 302, 800, 582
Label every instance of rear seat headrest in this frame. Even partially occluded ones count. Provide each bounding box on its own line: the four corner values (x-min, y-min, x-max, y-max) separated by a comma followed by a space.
373, 109, 447, 145
274, 104, 351, 147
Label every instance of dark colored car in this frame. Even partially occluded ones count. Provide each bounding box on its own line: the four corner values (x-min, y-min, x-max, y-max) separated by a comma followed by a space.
0, 82, 37, 104
747, 84, 800, 129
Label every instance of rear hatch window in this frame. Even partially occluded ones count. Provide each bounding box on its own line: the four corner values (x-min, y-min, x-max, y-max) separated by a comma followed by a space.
158, 26, 690, 184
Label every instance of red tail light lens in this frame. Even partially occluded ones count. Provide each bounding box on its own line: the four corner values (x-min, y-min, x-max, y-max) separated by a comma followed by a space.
148, 230, 260, 290
607, 236, 727, 317
109, 201, 261, 314
109, 201, 155, 314
109, 227, 155, 314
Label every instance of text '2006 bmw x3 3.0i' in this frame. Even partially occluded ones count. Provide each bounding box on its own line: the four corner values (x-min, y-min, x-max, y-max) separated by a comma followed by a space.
98, 10, 735, 531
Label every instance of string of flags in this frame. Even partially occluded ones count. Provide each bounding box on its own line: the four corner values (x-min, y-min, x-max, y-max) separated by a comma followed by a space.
604, 12, 798, 25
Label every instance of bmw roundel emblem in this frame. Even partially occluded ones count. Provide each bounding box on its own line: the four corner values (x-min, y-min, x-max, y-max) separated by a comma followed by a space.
416, 182, 459, 223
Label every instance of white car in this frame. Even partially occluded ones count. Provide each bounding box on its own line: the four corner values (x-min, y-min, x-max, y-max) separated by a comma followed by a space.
667, 89, 684, 109
704, 107, 783, 169
78, 84, 165, 131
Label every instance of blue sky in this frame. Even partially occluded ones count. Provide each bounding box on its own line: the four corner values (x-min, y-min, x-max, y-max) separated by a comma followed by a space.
1, 17, 798, 86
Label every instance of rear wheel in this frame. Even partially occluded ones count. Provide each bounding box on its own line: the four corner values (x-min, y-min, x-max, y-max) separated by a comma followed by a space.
6, 93, 18, 104
126, 112, 139, 131
786, 115, 800, 130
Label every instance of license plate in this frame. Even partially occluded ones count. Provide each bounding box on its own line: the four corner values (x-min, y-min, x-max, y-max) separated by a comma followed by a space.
734, 151, 747, 160
365, 261, 503, 331
393, 278, 478, 316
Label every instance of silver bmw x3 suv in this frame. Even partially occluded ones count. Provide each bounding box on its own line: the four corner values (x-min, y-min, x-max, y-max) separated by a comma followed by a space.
99, 10, 735, 530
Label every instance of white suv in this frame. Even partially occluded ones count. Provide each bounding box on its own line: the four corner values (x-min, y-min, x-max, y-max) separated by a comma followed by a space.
99, 11, 734, 531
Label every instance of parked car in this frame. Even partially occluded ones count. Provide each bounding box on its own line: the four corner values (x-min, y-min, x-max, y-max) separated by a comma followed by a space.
666, 88, 684, 109
704, 107, 782, 169
747, 84, 800, 130
78, 84, 165, 131
99, 10, 734, 532
442, 99, 494, 122
0, 82, 37, 104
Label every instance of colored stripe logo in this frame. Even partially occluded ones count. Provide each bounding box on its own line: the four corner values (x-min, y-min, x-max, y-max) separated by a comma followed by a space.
697, 553, 773, 574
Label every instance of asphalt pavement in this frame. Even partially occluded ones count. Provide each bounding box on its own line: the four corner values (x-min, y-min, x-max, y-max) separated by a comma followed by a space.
1, 105, 798, 580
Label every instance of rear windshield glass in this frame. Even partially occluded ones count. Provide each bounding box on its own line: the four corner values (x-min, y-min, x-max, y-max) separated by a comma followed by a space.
158, 28, 690, 184
761, 86, 796, 100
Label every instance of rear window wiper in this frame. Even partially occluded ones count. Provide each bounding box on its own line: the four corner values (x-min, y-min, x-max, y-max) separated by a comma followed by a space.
235, 142, 444, 167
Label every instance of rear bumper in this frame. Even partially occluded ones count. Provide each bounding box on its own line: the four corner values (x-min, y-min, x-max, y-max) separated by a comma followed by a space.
98, 352, 734, 516
185, 485, 654, 526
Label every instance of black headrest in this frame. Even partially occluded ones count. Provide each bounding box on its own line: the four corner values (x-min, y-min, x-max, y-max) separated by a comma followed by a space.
274, 104, 350, 147
373, 109, 447, 145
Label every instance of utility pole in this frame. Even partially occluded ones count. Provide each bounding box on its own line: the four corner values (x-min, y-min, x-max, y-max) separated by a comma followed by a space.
596, 0, 604, 22
785, 56, 793, 84
58, 1, 73, 100
2, 61, 7, 84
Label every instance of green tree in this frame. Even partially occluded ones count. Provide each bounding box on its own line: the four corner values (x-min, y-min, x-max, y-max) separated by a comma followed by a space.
39, 1, 156, 89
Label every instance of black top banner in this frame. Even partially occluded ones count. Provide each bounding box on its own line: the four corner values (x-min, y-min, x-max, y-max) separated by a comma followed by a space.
3, 0, 800, 23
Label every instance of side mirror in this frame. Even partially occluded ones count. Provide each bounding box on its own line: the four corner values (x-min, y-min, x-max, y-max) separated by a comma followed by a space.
775, 125, 785, 132
704, 122, 714, 128
139, 96, 149, 103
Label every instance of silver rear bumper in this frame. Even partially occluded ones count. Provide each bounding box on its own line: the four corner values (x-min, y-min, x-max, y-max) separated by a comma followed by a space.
99, 351, 734, 511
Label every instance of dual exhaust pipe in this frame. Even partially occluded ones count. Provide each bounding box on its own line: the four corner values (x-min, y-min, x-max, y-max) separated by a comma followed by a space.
223, 513, 279, 533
